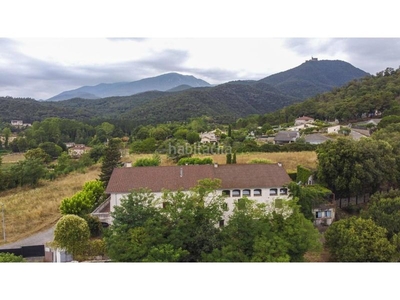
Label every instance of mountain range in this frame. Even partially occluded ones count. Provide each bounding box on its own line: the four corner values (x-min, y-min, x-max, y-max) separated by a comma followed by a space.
46, 73, 211, 101
0, 59, 371, 126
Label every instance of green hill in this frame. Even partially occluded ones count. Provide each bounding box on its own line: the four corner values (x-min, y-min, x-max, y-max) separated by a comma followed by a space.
259, 59, 369, 99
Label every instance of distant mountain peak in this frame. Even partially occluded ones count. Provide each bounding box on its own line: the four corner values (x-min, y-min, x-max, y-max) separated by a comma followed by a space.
47, 72, 210, 101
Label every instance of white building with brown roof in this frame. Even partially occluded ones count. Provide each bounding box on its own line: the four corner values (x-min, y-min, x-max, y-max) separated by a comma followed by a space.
100, 163, 292, 225
294, 116, 315, 126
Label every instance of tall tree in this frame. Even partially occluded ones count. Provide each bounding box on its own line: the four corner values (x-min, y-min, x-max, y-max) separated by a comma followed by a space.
2, 127, 11, 149
99, 138, 122, 187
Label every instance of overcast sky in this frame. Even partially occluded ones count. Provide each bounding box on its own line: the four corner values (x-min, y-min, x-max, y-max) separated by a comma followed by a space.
1, 1, 399, 100
1, 38, 400, 100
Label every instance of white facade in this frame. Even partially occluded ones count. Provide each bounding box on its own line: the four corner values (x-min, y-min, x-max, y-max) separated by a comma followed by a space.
109, 186, 291, 224
327, 125, 341, 134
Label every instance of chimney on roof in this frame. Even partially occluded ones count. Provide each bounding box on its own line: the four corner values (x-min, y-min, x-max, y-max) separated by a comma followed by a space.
277, 162, 283, 167
124, 162, 132, 168
214, 163, 218, 168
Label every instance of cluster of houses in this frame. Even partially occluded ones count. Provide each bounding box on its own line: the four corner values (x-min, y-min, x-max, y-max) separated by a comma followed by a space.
272, 116, 381, 145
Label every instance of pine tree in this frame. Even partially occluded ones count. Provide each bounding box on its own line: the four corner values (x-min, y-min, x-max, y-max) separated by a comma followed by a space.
232, 151, 237, 164
99, 139, 122, 187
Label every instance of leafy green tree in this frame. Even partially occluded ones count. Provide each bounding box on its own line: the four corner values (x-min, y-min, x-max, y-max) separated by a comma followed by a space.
186, 131, 200, 144
316, 138, 395, 197
0, 253, 25, 262
2, 127, 11, 149
130, 137, 157, 154
204, 197, 321, 262
25, 148, 52, 164
104, 179, 225, 262
325, 217, 396, 262
53, 214, 90, 259
60, 180, 105, 216
361, 194, 400, 238
11, 158, 47, 187
39, 142, 63, 158
99, 139, 121, 187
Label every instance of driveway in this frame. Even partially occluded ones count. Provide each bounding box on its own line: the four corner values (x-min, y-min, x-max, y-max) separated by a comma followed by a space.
0, 226, 55, 249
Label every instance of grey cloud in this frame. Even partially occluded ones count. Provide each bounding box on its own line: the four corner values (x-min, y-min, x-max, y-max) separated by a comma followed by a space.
284, 38, 400, 74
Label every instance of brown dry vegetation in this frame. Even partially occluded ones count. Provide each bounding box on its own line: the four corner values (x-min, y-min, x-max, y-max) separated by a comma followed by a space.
0, 165, 100, 246
125, 151, 317, 172
1, 153, 25, 164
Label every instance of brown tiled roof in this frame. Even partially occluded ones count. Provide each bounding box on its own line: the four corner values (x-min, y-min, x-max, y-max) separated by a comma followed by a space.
105, 164, 292, 193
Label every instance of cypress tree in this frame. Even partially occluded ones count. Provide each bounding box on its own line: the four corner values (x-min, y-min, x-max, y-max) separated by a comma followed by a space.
99, 139, 122, 187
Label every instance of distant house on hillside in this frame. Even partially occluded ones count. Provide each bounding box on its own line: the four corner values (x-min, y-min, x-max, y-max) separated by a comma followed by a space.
326, 125, 341, 134
294, 116, 315, 126
10, 120, 31, 127
68, 144, 91, 158
274, 131, 300, 144
200, 132, 218, 144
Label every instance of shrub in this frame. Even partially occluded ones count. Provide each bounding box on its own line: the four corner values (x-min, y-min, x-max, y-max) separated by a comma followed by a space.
0, 253, 25, 262
177, 157, 213, 165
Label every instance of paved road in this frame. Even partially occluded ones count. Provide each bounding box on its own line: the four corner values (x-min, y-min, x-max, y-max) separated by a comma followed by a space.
0, 226, 55, 249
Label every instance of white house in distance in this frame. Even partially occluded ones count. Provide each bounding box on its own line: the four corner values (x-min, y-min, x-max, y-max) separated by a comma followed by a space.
294, 116, 315, 126
96, 164, 293, 225
200, 132, 218, 144
326, 125, 341, 134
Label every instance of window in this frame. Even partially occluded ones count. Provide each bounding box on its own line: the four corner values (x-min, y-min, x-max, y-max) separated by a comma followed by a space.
275, 199, 283, 208
222, 190, 230, 197
279, 188, 288, 195
269, 188, 278, 196
232, 189, 241, 197
222, 202, 228, 211
325, 210, 332, 218
253, 189, 262, 196
219, 220, 225, 227
315, 211, 323, 218
243, 189, 251, 196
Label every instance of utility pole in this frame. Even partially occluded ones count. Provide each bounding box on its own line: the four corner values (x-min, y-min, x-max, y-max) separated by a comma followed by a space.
0, 202, 5, 242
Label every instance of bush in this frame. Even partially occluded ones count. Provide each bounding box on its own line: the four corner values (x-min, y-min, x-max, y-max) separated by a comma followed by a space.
134, 153, 161, 167
83, 214, 103, 237
248, 159, 273, 164
177, 157, 213, 165
0, 252, 25, 262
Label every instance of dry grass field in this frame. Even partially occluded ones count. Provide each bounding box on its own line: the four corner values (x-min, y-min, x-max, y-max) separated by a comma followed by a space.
1, 153, 25, 164
0, 165, 100, 246
126, 151, 317, 172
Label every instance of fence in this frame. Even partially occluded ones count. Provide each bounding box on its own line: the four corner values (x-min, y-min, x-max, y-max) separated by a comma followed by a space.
336, 193, 370, 208
0, 245, 45, 258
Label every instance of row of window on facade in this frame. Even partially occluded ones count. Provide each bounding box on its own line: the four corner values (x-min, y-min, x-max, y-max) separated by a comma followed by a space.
315, 210, 332, 218
222, 188, 288, 197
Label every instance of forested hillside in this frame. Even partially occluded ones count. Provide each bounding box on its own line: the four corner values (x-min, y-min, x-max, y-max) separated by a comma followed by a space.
259, 59, 369, 99
255, 67, 400, 125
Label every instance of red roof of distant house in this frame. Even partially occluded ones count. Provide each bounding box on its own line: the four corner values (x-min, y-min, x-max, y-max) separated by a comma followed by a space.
105, 164, 292, 193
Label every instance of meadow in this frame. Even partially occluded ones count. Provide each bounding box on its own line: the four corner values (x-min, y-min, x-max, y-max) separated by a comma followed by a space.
0, 165, 100, 246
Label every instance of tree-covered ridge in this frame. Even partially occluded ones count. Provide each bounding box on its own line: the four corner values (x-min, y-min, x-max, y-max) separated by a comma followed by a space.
260, 67, 400, 125
259, 59, 369, 100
